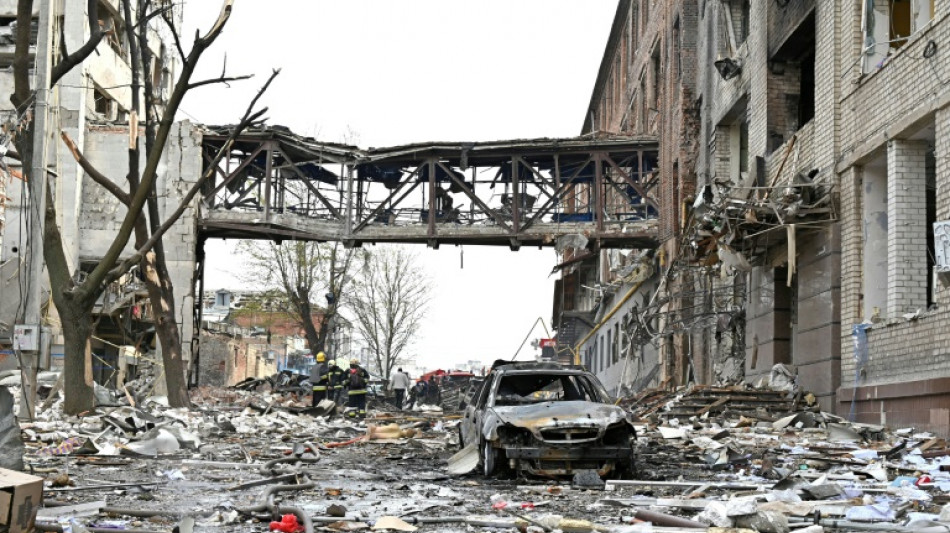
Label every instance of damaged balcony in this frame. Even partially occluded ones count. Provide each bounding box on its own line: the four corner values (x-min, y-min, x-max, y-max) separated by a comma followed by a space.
687, 121, 835, 271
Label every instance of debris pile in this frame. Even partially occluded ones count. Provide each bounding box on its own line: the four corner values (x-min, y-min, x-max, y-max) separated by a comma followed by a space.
603, 381, 950, 533
9, 377, 950, 533
688, 165, 835, 269
626, 384, 806, 423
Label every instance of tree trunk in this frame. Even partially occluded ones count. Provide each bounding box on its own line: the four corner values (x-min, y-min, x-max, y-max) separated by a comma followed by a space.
40, 162, 96, 415
60, 303, 96, 414
142, 251, 189, 408
298, 295, 320, 352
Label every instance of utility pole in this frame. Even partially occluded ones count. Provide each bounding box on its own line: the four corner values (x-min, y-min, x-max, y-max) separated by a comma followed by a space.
18, 0, 54, 421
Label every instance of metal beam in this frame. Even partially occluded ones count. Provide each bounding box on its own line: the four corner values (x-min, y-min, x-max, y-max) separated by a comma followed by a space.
427, 159, 436, 238
604, 153, 658, 210
352, 167, 422, 233
436, 161, 512, 231
204, 144, 266, 201
520, 157, 594, 232
263, 141, 273, 221
514, 156, 558, 204
594, 153, 604, 232
511, 156, 521, 234
275, 146, 341, 219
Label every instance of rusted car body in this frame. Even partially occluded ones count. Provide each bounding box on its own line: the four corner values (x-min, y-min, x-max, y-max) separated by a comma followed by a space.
458, 362, 636, 478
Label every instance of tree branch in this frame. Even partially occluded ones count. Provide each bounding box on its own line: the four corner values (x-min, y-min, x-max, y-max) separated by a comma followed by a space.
102, 68, 279, 287
160, 7, 185, 62
60, 132, 131, 206
187, 55, 253, 90
81, 0, 239, 299
133, 2, 175, 30
50, 0, 106, 87
188, 74, 253, 90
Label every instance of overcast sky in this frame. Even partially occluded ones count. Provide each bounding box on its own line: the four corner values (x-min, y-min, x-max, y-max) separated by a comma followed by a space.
178, 1, 618, 371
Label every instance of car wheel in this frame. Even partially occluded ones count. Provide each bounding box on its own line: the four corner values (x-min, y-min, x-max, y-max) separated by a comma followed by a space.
481, 439, 497, 476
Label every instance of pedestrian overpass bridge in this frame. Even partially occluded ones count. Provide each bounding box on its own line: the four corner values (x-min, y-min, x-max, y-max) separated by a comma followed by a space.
197, 126, 660, 250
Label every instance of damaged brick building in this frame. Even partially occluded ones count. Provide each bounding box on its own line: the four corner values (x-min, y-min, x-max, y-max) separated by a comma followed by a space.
559, 0, 950, 433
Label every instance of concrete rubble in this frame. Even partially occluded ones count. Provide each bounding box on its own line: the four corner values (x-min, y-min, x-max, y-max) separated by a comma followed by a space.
4, 378, 950, 533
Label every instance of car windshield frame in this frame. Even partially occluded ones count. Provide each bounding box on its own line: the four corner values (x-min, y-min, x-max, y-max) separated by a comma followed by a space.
485, 370, 612, 407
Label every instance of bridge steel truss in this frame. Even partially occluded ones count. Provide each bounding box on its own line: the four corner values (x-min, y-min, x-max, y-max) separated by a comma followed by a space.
199, 127, 660, 250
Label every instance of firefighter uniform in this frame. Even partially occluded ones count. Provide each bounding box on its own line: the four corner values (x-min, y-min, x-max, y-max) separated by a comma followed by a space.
346, 358, 370, 419
310, 352, 329, 406
328, 359, 345, 404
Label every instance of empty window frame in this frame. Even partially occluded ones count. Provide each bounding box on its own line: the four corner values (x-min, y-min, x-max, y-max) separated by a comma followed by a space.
768, 11, 815, 149
862, 0, 934, 72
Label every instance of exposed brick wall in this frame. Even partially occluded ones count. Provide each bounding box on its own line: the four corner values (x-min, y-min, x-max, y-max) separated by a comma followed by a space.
886, 140, 930, 316
848, 309, 950, 387
767, 0, 817, 56
839, 166, 864, 384
838, 12, 950, 166
837, 3, 950, 416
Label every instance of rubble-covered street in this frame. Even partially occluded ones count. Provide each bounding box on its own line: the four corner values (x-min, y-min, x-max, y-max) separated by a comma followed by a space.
4, 1, 950, 533
6, 376, 950, 533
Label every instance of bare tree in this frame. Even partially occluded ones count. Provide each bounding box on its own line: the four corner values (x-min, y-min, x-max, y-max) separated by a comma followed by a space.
350, 246, 431, 380
11, 0, 276, 414
239, 241, 362, 355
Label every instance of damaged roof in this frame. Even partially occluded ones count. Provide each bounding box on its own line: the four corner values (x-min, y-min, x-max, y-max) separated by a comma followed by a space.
199, 124, 658, 167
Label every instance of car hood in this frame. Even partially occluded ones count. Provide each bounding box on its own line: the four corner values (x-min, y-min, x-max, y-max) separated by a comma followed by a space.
485, 400, 627, 436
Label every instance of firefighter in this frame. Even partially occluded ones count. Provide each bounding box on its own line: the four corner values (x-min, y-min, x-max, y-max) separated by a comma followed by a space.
328, 359, 345, 405
310, 352, 329, 406
346, 358, 370, 419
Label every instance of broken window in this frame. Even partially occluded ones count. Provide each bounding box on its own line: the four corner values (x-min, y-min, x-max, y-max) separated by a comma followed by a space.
152, 44, 166, 93
768, 11, 815, 151
739, 0, 750, 43
716, 108, 748, 187
607, 329, 613, 368
639, 78, 647, 130
628, 2, 638, 64
494, 374, 601, 405
926, 148, 937, 309
862, 0, 934, 72
595, 342, 601, 373
650, 47, 660, 126
97, 1, 125, 59
673, 17, 682, 81
616, 55, 623, 106
736, 122, 749, 180
719, 0, 749, 56
612, 323, 620, 365
93, 87, 117, 120
860, 133, 935, 320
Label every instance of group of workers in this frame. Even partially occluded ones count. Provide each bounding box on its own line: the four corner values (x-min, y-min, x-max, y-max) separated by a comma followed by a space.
309, 353, 443, 418
309, 352, 370, 419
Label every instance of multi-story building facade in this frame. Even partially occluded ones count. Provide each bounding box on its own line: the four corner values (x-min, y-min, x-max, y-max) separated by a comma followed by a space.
0, 0, 196, 387
564, 0, 950, 433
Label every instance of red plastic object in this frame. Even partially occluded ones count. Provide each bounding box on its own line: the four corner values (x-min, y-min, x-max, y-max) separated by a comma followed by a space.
269, 514, 302, 532
917, 475, 933, 486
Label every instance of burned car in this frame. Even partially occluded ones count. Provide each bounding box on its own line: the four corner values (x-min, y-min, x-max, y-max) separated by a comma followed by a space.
458, 362, 636, 478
